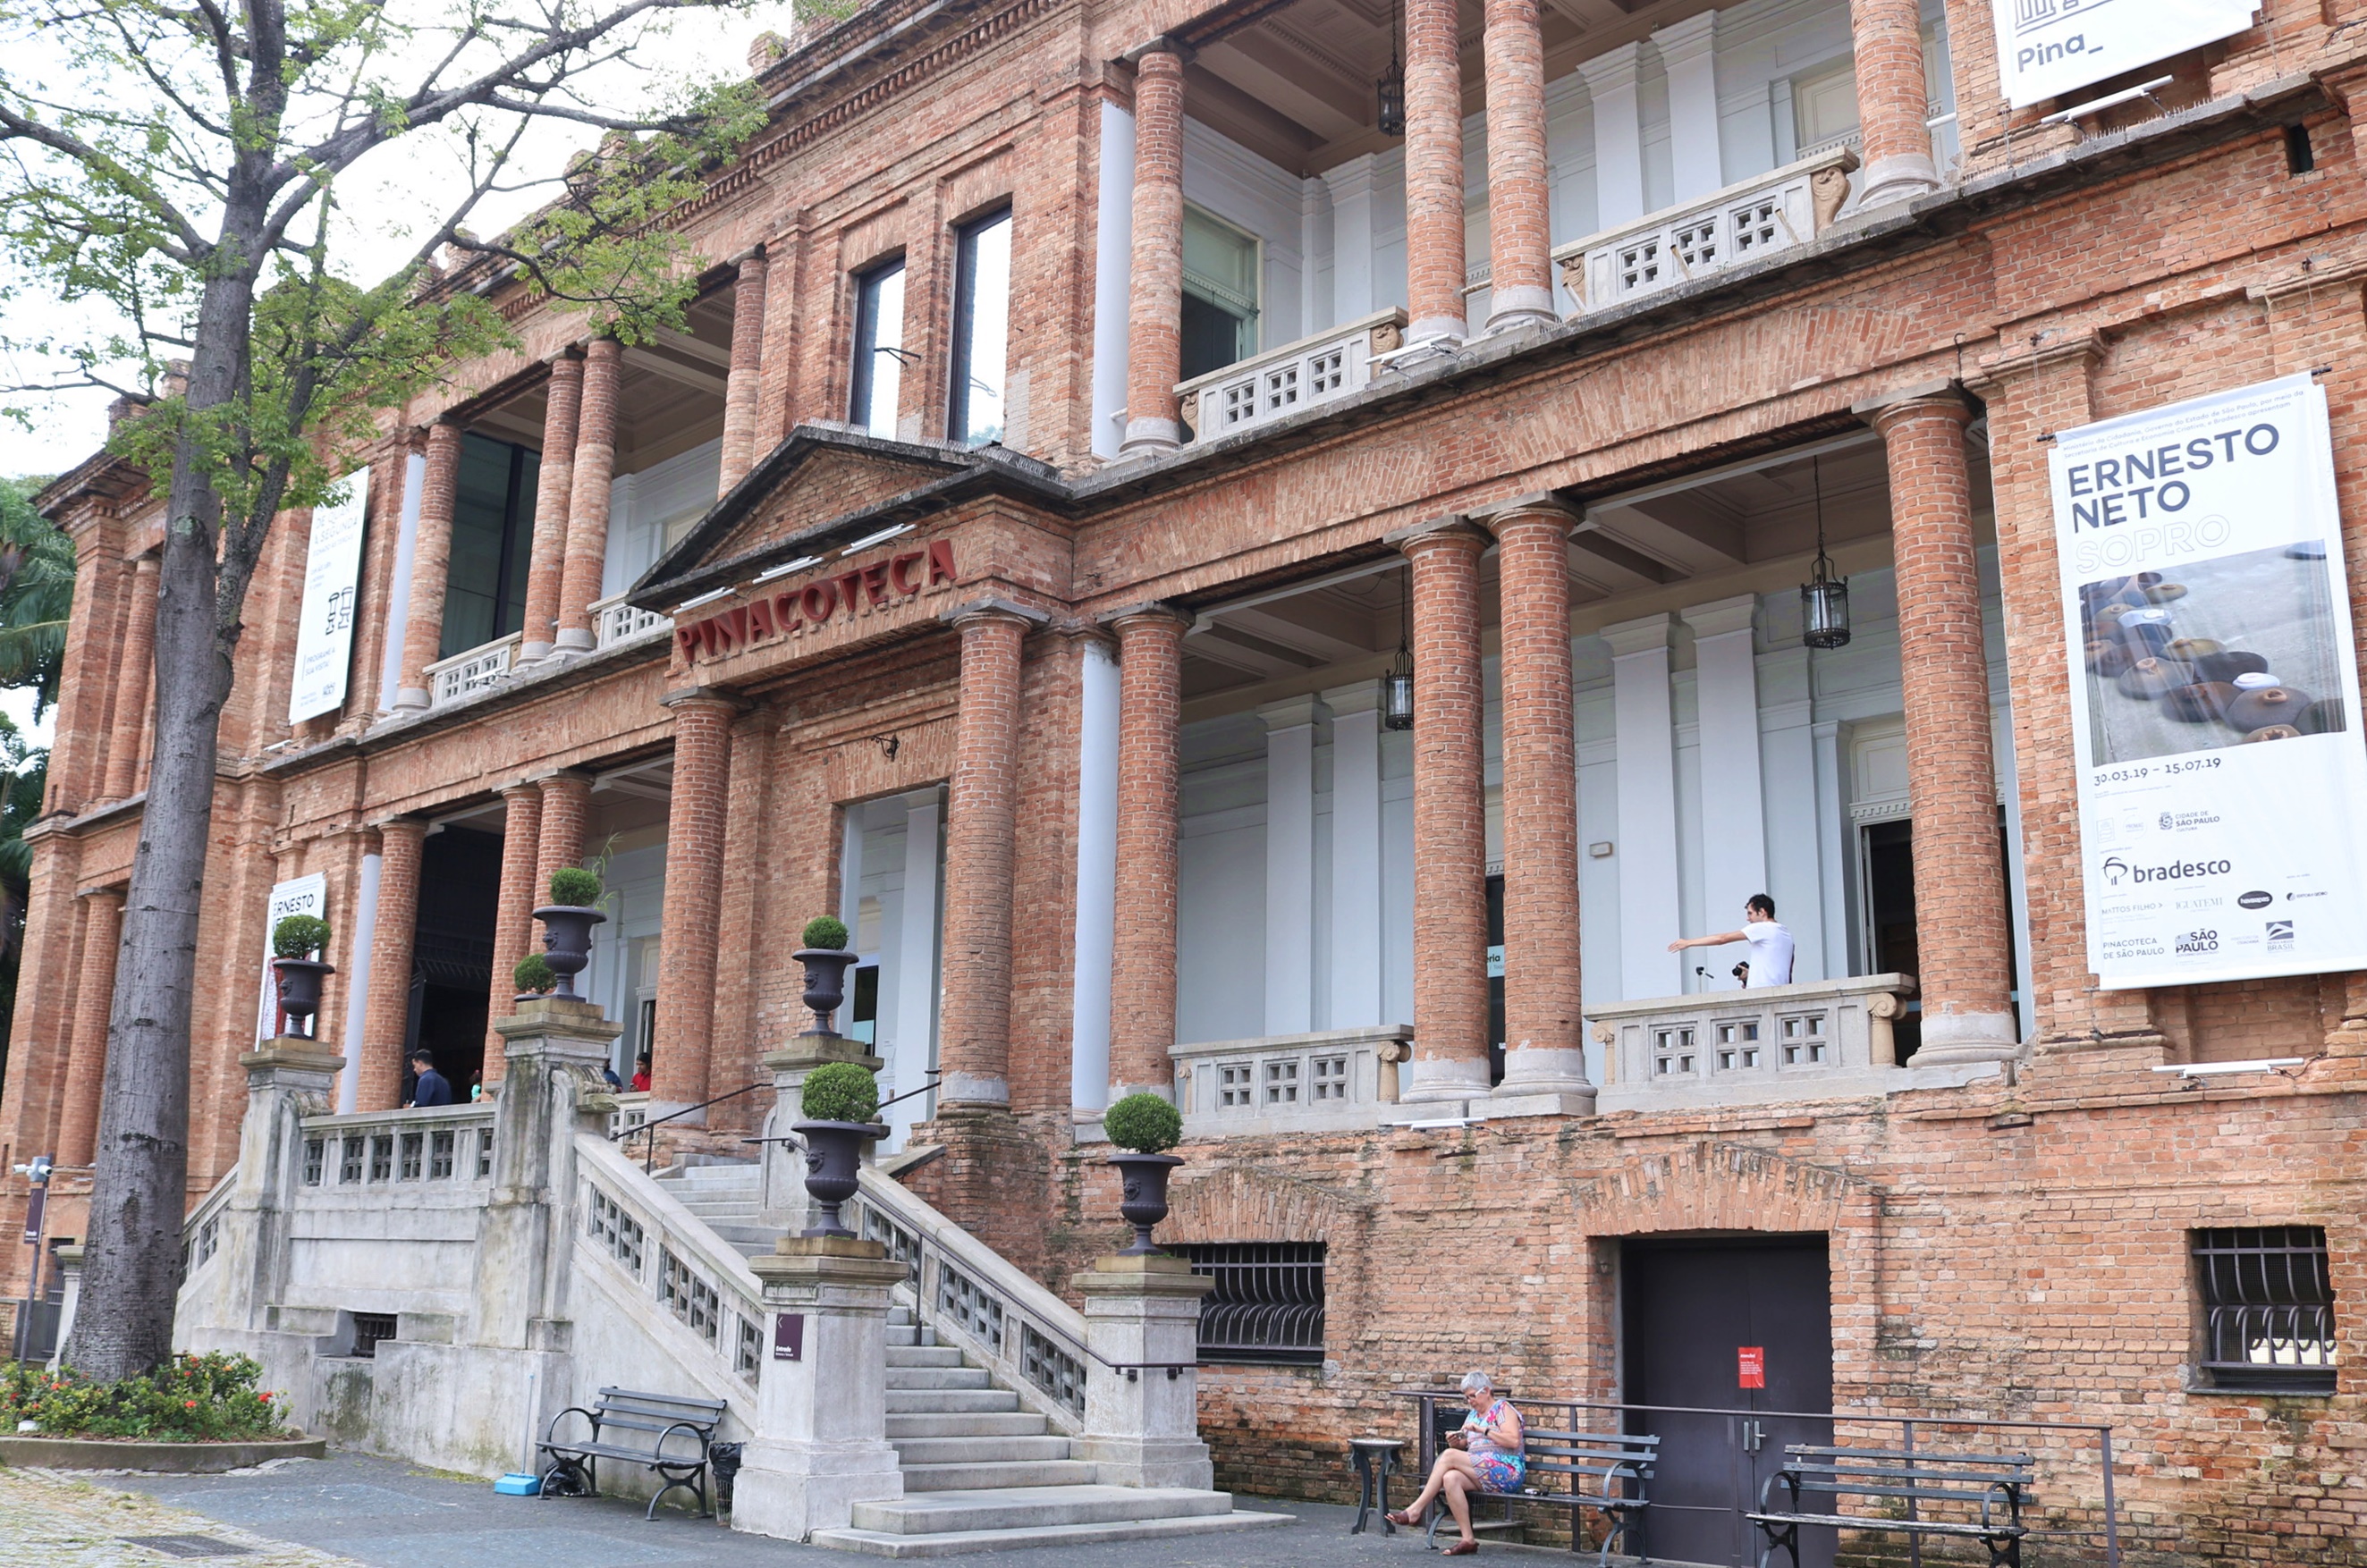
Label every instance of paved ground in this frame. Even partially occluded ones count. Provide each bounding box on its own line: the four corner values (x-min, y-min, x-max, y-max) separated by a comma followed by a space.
3, 1450, 1594, 1566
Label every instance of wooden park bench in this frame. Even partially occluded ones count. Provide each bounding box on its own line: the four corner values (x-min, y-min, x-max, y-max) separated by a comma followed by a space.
537, 1387, 729, 1520
1748, 1444, 2037, 1568
1424, 1418, 1661, 1563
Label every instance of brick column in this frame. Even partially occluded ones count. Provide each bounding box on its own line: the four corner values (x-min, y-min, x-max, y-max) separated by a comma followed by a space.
519, 351, 583, 663
393, 421, 463, 711
535, 771, 592, 896
1481, 0, 1555, 332
482, 783, 543, 1085
555, 337, 622, 654
654, 692, 734, 1109
1405, 0, 1468, 344
937, 603, 1044, 1109
55, 889, 123, 1168
1104, 605, 1189, 1102
358, 819, 427, 1110
1861, 384, 2016, 1061
1850, 0, 1938, 209
1121, 44, 1188, 457
718, 249, 770, 492
1480, 498, 1593, 1109
1398, 521, 1492, 1100
97, 553, 158, 802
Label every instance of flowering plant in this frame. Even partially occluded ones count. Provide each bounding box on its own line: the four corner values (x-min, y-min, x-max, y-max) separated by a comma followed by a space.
0, 1351, 292, 1440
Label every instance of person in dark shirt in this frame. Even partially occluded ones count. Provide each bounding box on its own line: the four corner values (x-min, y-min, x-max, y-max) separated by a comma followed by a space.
408, 1049, 452, 1108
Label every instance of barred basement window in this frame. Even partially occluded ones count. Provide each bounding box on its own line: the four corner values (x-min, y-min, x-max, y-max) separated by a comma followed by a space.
1173, 1243, 1325, 1365
351, 1311, 398, 1358
2196, 1227, 2337, 1393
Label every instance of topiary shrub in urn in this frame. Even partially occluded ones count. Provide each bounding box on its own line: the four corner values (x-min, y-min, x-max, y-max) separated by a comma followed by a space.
793, 915, 860, 1035
512, 952, 556, 1001
534, 866, 607, 999
793, 1060, 884, 1237
1103, 1092, 1185, 1255
269, 915, 334, 1038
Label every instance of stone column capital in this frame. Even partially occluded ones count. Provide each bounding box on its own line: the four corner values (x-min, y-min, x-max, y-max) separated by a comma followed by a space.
1600, 611, 1673, 659
1256, 693, 1325, 731
1098, 600, 1191, 636
660, 684, 750, 715
1386, 516, 1492, 557
942, 595, 1052, 632
74, 883, 125, 906
546, 345, 585, 368
1649, 8, 1716, 63
368, 814, 430, 844
1574, 38, 1641, 94
1854, 378, 1976, 433
1120, 36, 1191, 68
1965, 333, 2101, 396
1472, 493, 1581, 535
1678, 594, 1758, 640
241, 1040, 347, 1088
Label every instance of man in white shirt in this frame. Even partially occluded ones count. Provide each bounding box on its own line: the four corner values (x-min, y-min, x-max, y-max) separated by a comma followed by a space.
1668, 894, 1796, 988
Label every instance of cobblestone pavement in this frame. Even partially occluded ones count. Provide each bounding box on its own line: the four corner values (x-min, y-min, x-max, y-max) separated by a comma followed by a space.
0, 1463, 364, 1567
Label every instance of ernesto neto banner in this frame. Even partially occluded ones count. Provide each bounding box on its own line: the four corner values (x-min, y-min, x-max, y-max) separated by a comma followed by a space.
2054, 374, 2367, 990
288, 467, 368, 723
1992, 0, 2258, 108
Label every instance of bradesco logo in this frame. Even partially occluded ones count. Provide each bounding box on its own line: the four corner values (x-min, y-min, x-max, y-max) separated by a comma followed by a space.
2101, 855, 2234, 887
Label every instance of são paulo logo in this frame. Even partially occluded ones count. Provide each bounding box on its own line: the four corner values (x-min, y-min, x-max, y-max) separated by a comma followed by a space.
2101, 855, 2233, 887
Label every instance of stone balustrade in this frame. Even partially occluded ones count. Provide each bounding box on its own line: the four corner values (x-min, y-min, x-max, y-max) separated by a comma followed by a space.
424, 632, 519, 708
1170, 1025, 1413, 1139
576, 1134, 769, 1388
300, 1104, 496, 1191
1177, 308, 1408, 443
592, 592, 671, 650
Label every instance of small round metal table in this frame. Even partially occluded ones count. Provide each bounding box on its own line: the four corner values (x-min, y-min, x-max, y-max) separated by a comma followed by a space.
1348, 1437, 1405, 1534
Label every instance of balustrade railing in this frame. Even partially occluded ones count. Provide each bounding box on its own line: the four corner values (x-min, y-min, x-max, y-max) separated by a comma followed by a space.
1171, 1025, 1412, 1139
576, 1134, 767, 1388
1177, 308, 1408, 443
592, 592, 671, 650
1592, 974, 1921, 1109
181, 1168, 237, 1278
298, 1105, 497, 1192
425, 633, 520, 708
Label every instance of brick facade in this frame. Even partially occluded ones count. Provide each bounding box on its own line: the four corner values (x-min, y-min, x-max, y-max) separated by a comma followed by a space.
10, 4, 2367, 1556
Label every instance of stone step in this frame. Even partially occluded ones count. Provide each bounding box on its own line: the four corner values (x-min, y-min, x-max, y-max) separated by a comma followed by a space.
884, 1366, 992, 1391
808, 1510, 1291, 1559
883, 1412, 1051, 1440
887, 1306, 915, 1325
887, 1435, 1072, 1466
899, 1460, 1101, 1492
884, 1345, 965, 1368
887, 1389, 1020, 1415
847, 1486, 1243, 1535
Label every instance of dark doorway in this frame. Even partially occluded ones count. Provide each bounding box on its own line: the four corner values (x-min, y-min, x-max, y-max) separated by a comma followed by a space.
1485, 873, 1506, 1086
406, 824, 503, 1098
1862, 821, 1921, 1061
1623, 1235, 1835, 1568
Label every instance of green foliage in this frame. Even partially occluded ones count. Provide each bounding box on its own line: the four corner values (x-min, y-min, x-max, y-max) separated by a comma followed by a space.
799, 1060, 879, 1123
271, 914, 329, 960
513, 952, 554, 994
0, 720, 44, 1100
1103, 1092, 1183, 1154
0, 479, 72, 716
0, 1351, 292, 1440
800, 915, 850, 950
548, 866, 601, 906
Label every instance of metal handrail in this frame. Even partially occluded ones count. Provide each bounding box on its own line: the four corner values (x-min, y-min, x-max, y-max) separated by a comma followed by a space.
612, 1080, 770, 1172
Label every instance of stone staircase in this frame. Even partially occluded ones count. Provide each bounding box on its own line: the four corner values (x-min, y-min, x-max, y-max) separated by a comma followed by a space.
655, 1160, 1289, 1555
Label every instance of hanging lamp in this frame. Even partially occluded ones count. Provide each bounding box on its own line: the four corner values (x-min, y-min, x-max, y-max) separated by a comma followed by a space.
1800, 453, 1851, 650
1383, 563, 1416, 729
1377, 0, 1406, 137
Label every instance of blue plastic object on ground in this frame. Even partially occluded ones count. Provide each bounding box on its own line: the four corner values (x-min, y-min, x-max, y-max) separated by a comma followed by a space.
494, 1472, 541, 1496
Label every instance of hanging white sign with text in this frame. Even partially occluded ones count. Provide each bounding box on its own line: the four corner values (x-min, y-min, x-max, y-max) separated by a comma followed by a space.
1992, 0, 2257, 109
253, 873, 327, 1041
287, 468, 369, 723
2053, 373, 2367, 989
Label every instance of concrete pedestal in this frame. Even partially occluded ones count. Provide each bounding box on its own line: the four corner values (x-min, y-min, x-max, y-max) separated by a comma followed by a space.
731, 1235, 909, 1541
757, 1034, 883, 1234
1069, 1253, 1216, 1489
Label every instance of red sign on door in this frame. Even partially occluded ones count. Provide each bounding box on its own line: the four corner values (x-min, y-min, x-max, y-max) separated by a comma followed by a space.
1737, 1346, 1766, 1389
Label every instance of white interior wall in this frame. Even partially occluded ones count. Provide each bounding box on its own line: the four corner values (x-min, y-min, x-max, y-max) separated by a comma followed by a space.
1181, 120, 1309, 351
604, 436, 723, 599
585, 836, 666, 1077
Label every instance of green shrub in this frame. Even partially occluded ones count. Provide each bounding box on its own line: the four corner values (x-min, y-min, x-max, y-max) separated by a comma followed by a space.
0, 1351, 292, 1441
1103, 1092, 1182, 1154
800, 915, 850, 950
271, 914, 330, 960
799, 1060, 880, 1122
513, 953, 555, 994
548, 866, 601, 906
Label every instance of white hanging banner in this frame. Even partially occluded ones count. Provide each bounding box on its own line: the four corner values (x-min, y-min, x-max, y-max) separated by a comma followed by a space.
288, 468, 369, 723
1992, 0, 2257, 109
2053, 373, 2367, 989
254, 873, 328, 1041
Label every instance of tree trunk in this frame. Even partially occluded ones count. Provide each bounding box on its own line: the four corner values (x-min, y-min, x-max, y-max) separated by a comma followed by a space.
63, 222, 258, 1382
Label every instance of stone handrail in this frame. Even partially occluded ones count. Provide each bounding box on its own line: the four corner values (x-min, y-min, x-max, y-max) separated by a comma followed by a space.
182, 1166, 238, 1277
848, 1160, 1095, 1435
1554, 143, 1861, 316
1171, 1024, 1413, 1139
425, 632, 520, 708
1590, 973, 1955, 1111
575, 1133, 768, 1389
298, 1103, 497, 1190
1176, 307, 1408, 443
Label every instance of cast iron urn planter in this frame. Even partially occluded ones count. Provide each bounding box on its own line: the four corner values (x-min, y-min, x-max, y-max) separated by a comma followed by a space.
794, 1119, 885, 1237
270, 957, 335, 1038
533, 905, 608, 999
793, 948, 861, 1033
1106, 1151, 1185, 1255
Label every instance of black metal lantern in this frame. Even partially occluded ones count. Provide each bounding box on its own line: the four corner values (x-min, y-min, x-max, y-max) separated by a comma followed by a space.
1383, 563, 1416, 729
1800, 455, 1851, 650
1377, 0, 1406, 137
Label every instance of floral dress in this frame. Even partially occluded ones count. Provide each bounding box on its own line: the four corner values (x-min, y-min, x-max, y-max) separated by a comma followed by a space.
1459, 1398, 1526, 1494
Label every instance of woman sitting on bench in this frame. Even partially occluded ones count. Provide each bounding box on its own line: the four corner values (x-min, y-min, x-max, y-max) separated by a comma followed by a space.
1389, 1370, 1526, 1555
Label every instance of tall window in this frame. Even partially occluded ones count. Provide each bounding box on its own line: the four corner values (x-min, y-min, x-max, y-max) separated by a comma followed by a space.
1180, 205, 1259, 381
2195, 1227, 2337, 1393
949, 208, 1012, 447
440, 433, 539, 658
850, 259, 908, 438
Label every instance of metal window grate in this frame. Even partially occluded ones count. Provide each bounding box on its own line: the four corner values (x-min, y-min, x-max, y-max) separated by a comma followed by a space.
1173, 1242, 1325, 1365
303, 1138, 325, 1186
2196, 1227, 2337, 1392
351, 1311, 398, 1358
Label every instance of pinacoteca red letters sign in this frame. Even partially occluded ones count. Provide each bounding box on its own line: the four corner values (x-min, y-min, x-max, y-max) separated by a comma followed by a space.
674, 538, 956, 665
